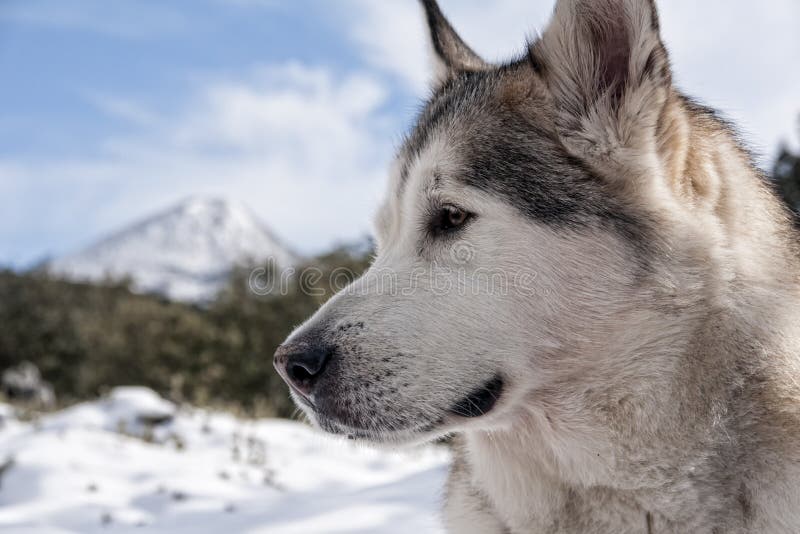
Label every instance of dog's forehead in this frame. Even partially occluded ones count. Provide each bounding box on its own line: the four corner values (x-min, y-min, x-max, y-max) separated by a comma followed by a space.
397, 71, 501, 189
377, 64, 647, 252
392, 69, 587, 216
387, 69, 527, 204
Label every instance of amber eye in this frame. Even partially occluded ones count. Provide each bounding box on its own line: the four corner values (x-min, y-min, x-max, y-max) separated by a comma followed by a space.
434, 204, 472, 233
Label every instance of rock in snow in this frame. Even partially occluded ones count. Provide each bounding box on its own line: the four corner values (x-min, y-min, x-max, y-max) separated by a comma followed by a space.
1, 362, 55, 408
48, 197, 299, 302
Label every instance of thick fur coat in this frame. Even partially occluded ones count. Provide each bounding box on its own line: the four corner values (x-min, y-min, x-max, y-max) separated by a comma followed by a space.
275, 1, 800, 531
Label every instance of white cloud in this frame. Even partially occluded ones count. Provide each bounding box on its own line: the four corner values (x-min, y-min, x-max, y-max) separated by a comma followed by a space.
344, 0, 552, 93
345, 0, 800, 157
0, 63, 393, 262
83, 93, 161, 128
657, 0, 800, 156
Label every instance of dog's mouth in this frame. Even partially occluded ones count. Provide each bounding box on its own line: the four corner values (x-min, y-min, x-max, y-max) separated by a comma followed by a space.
297, 374, 505, 445
447, 375, 504, 418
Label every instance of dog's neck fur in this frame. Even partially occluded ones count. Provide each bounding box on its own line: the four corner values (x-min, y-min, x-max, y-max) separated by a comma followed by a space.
457, 93, 800, 532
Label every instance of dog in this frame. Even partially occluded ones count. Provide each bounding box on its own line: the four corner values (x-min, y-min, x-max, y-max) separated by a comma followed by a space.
274, 0, 800, 531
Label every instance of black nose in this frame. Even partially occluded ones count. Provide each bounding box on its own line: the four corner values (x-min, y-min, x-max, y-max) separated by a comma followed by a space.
274, 343, 332, 397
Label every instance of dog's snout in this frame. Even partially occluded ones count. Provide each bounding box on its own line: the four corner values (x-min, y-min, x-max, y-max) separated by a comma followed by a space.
274, 343, 332, 397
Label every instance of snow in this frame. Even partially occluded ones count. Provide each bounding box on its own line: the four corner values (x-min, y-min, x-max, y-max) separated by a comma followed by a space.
0, 388, 450, 533
48, 197, 300, 302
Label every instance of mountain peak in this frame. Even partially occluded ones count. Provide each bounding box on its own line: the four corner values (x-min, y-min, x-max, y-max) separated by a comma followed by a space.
48, 197, 299, 302
174, 196, 241, 215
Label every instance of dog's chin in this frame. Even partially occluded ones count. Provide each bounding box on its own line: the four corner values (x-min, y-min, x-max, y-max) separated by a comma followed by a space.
315, 415, 447, 447
293, 375, 506, 447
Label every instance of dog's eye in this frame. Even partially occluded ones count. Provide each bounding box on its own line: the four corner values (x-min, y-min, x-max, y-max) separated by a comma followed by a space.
433, 204, 472, 233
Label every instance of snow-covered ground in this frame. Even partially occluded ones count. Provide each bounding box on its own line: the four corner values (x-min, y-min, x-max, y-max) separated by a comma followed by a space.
0, 387, 450, 533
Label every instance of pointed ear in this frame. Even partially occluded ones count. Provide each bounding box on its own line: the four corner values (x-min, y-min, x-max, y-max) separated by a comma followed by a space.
420, 0, 489, 87
533, 0, 672, 160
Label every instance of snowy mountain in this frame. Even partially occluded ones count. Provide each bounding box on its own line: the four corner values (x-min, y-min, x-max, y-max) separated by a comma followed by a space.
48, 197, 299, 302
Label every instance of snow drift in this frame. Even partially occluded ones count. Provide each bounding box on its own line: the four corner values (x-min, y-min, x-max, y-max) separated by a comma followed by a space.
0, 387, 449, 533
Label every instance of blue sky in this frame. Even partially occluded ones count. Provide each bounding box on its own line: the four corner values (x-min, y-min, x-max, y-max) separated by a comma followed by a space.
1, 0, 798, 267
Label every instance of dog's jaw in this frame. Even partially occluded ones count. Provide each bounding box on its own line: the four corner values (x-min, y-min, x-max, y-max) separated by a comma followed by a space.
296, 373, 514, 447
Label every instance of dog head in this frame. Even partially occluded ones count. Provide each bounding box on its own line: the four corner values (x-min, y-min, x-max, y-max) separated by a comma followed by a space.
275, 0, 704, 445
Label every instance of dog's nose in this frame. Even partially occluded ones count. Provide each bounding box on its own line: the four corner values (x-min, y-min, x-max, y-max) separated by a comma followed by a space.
273, 343, 331, 397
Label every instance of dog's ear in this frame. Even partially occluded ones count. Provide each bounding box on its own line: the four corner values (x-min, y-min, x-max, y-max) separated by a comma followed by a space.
533, 0, 672, 165
420, 0, 488, 87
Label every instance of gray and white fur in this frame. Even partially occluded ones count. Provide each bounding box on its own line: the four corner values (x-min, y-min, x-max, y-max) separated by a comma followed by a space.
274, 0, 800, 531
